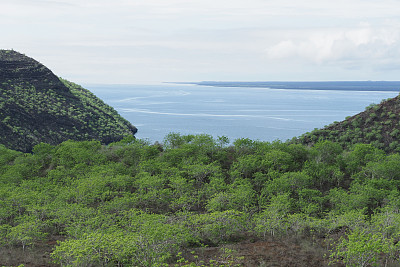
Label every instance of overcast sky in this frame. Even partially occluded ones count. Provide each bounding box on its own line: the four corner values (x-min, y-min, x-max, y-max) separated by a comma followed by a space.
2, 0, 400, 84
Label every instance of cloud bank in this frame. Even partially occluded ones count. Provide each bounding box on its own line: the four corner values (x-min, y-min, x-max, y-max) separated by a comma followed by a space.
266, 23, 400, 69
1, 0, 400, 82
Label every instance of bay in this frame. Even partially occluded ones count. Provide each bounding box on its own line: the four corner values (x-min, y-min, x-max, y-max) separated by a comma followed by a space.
85, 83, 399, 143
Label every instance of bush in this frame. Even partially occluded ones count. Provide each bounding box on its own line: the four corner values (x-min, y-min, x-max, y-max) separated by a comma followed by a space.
185, 210, 248, 245
329, 228, 397, 267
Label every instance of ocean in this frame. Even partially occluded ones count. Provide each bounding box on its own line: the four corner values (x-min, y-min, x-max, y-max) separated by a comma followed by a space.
85, 82, 399, 143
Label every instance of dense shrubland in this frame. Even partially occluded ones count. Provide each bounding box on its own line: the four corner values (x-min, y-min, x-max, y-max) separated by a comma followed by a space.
2, 134, 400, 266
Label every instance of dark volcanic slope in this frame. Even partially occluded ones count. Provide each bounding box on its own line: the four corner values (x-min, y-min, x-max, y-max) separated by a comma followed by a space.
295, 94, 400, 153
0, 50, 137, 152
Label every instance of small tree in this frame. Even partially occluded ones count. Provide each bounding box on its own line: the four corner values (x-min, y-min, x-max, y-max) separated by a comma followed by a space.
6, 215, 47, 251
329, 228, 396, 267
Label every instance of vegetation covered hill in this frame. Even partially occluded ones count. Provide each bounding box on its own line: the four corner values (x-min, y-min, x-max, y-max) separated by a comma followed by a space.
1, 134, 400, 266
0, 50, 137, 152
294, 94, 400, 153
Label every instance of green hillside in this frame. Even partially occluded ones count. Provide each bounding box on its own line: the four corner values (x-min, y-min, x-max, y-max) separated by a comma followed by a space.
0, 50, 137, 152
294, 94, 400, 153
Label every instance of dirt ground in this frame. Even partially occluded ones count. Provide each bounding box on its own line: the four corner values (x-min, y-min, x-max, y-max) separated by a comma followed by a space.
0, 237, 343, 267
0, 243, 57, 267
182, 237, 345, 267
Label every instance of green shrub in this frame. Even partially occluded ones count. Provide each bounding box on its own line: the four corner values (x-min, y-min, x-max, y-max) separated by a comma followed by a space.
329, 228, 396, 267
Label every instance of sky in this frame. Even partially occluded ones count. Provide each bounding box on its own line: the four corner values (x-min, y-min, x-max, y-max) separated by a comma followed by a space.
1, 0, 400, 84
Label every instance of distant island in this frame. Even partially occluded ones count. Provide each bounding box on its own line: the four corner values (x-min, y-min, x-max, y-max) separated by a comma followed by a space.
177, 81, 400, 91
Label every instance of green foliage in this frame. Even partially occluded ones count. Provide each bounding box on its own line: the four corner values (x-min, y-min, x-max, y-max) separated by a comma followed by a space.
206, 178, 255, 212
310, 140, 342, 164
329, 228, 397, 267
185, 210, 248, 245
6, 215, 47, 250
255, 193, 293, 237
2, 135, 400, 265
53, 140, 105, 168
262, 171, 312, 198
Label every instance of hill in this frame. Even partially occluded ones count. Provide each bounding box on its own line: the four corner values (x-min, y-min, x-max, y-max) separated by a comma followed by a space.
294, 94, 400, 152
0, 50, 137, 152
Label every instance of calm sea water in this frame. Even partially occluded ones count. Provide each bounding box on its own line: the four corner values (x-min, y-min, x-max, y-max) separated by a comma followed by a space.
85, 83, 398, 143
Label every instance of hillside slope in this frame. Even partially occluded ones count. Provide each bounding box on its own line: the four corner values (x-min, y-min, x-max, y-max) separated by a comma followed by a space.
294, 94, 400, 152
0, 50, 137, 152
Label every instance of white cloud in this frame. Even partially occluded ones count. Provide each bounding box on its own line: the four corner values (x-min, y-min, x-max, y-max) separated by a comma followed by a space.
266, 23, 400, 68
